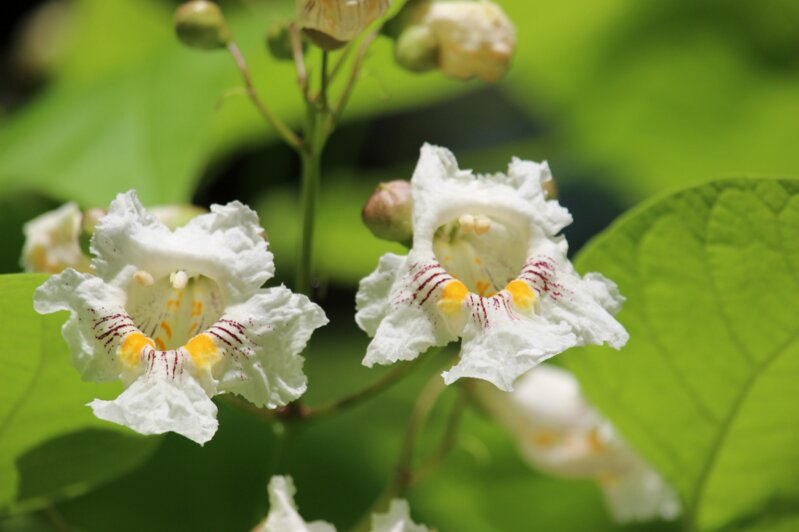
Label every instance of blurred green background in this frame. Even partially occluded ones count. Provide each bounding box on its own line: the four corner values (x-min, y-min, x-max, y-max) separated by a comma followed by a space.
0, 0, 797, 530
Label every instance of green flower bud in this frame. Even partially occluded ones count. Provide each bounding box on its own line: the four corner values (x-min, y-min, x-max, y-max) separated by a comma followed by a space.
394, 24, 438, 73
362, 180, 413, 245
175, 1, 231, 50
266, 21, 303, 60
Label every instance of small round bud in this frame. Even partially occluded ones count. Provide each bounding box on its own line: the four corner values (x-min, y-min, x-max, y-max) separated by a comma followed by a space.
394, 25, 438, 73
362, 180, 413, 245
175, 1, 231, 50
266, 21, 303, 60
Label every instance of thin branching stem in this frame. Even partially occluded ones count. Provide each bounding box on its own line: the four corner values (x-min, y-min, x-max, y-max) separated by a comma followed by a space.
227, 42, 303, 150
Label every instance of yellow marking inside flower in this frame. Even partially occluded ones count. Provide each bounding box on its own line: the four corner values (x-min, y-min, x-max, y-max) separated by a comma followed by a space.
119, 332, 154, 367
475, 280, 492, 297
587, 428, 606, 454
532, 431, 557, 448
437, 280, 469, 315
154, 337, 166, 351
160, 321, 172, 340
505, 279, 536, 311
166, 299, 180, 310
474, 256, 481, 264
191, 301, 203, 317
185, 334, 221, 369
188, 322, 200, 335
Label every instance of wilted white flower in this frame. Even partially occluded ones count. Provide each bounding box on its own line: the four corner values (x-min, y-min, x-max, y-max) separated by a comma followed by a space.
21, 202, 91, 274
477, 364, 681, 523
395, 0, 515, 82
34, 191, 327, 445
298, 0, 391, 44
356, 144, 628, 391
254, 476, 428, 532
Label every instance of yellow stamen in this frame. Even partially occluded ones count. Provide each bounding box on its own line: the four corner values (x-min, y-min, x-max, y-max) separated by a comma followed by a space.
185, 334, 221, 369
119, 332, 154, 367
134, 270, 154, 287
458, 214, 475, 234
473, 216, 491, 235
505, 279, 536, 311
160, 321, 172, 340
437, 280, 469, 315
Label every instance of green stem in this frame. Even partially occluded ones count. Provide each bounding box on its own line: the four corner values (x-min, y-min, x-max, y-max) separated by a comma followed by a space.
295, 148, 320, 296
304, 358, 422, 420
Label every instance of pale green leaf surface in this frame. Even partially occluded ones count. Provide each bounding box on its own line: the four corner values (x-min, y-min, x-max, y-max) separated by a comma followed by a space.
566, 179, 799, 530
0, 274, 158, 513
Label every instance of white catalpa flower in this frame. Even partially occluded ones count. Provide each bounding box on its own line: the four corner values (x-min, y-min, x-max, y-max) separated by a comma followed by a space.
34, 191, 327, 445
477, 364, 681, 523
22, 202, 91, 274
298, 0, 391, 43
254, 476, 428, 532
356, 144, 628, 391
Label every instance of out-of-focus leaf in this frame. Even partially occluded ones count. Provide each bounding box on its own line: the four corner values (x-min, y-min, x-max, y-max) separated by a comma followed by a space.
0, 274, 158, 514
0, 0, 465, 207
566, 178, 799, 530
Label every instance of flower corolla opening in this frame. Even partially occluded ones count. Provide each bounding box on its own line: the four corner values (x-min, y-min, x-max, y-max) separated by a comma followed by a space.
34, 191, 327, 444
477, 364, 682, 523
355, 144, 629, 391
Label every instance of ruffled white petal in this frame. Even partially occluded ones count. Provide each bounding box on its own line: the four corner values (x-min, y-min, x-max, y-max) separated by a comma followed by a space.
600, 462, 682, 523
355, 253, 406, 336
443, 309, 577, 391
34, 269, 128, 382
370, 499, 430, 532
90, 351, 218, 445
21, 202, 90, 273
91, 191, 274, 303
256, 476, 336, 532
215, 286, 328, 408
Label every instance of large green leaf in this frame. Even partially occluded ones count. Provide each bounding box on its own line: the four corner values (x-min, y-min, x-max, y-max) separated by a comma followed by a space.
566, 178, 799, 530
0, 274, 158, 514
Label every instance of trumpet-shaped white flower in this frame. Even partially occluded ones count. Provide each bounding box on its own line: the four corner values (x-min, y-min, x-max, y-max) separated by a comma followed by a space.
356, 144, 628, 391
34, 191, 327, 445
255, 476, 428, 532
477, 365, 681, 523
21, 202, 91, 274
298, 0, 391, 43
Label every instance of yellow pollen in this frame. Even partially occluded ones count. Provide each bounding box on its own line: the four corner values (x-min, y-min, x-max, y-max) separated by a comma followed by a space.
437, 280, 469, 315
160, 321, 172, 340
119, 332, 154, 367
185, 334, 221, 369
505, 279, 536, 311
